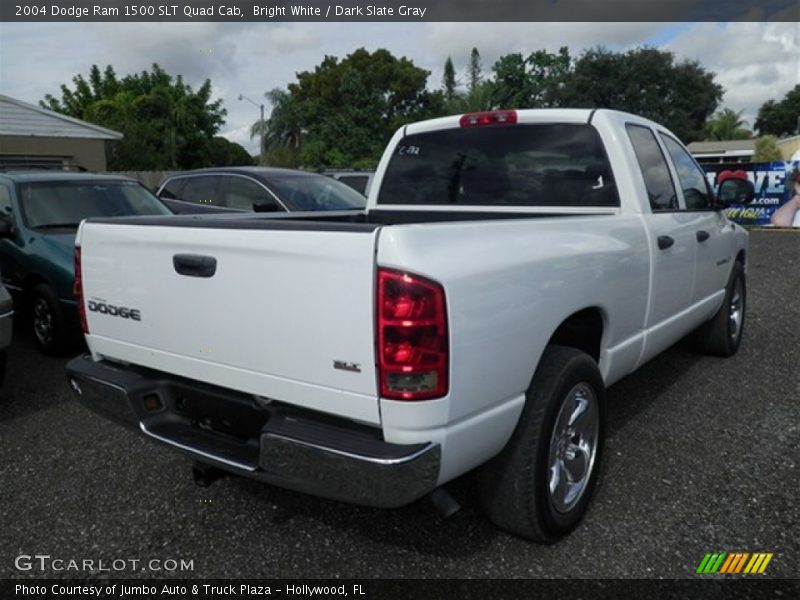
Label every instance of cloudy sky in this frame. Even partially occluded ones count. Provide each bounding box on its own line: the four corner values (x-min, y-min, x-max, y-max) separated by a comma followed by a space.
1, 21, 797, 153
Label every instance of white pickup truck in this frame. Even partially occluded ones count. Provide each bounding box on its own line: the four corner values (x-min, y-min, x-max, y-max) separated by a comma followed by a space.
67, 109, 753, 542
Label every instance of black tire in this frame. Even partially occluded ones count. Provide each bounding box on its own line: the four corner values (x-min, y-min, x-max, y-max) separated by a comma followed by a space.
30, 284, 68, 355
478, 345, 605, 542
0, 351, 6, 388
694, 262, 746, 357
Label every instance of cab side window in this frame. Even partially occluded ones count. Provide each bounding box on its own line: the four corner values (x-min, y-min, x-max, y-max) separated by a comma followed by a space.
626, 124, 678, 211
660, 134, 713, 210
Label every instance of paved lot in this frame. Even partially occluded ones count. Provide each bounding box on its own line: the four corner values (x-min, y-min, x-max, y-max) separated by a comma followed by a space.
1, 230, 798, 579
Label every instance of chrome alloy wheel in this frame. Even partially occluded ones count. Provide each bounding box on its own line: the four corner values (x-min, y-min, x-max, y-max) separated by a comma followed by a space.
33, 297, 54, 347
729, 277, 744, 343
547, 382, 599, 514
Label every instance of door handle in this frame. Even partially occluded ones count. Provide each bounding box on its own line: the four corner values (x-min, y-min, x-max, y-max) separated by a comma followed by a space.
657, 235, 675, 250
173, 254, 217, 278
696, 230, 710, 243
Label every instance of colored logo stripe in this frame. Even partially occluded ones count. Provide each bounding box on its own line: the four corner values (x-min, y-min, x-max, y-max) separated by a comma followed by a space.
698, 552, 773, 574
719, 553, 749, 574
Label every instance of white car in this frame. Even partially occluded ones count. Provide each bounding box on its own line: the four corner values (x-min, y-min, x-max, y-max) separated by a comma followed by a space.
67, 109, 752, 542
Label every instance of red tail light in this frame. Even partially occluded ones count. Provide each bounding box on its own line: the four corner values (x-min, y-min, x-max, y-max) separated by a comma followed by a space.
459, 110, 517, 128
377, 268, 448, 400
73, 246, 88, 334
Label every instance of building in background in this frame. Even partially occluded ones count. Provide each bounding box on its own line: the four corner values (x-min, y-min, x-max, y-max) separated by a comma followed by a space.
688, 140, 757, 165
0, 94, 121, 171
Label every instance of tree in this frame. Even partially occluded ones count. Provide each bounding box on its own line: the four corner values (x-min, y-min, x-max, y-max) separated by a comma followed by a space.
467, 47, 483, 93
491, 47, 571, 109
42, 64, 226, 170
445, 81, 496, 114
251, 88, 305, 167
705, 108, 751, 140
560, 47, 722, 142
261, 48, 444, 168
755, 84, 800, 137
208, 137, 254, 166
442, 57, 458, 101
753, 135, 783, 162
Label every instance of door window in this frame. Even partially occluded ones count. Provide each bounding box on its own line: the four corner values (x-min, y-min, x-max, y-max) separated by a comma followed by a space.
660, 134, 713, 210
159, 178, 186, 200
626, 124, 678, 211
0, 185, 13, 215
223, 176, 278, 211
179, 176, 222, 206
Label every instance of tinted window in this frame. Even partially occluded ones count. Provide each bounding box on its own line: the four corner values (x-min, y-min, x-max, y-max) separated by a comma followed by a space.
626, 124, 678, 211
267, 175, 366, 211
337, 175, 368, 195
0, 185, 12, 214
224, 176, 279, 211
19, 180, 171, 228
377, 124, 619, 207
660, 134, 713, 210
159, 178, 185, 199
180, 176, 222, 206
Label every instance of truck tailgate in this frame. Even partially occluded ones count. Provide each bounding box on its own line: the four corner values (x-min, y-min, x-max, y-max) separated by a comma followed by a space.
79, 221, 381, 425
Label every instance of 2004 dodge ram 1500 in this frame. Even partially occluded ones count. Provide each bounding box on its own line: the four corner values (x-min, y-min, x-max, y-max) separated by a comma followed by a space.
66, 109, 754, 542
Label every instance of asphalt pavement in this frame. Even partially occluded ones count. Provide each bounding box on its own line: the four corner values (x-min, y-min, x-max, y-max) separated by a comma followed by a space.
1, 229, 798, 579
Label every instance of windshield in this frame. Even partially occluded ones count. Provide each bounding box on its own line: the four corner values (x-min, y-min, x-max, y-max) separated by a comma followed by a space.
19, 180, 172, 229
267, 175, 367, 211
377, 123, 619, 208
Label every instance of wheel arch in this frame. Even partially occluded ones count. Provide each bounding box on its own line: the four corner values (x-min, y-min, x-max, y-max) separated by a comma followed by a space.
545, 307, 606, 364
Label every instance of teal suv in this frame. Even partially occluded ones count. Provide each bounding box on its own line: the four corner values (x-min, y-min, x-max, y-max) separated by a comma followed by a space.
0, 172, 171, 353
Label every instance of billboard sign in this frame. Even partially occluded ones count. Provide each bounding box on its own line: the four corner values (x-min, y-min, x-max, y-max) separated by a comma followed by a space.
702, 161, 800, 227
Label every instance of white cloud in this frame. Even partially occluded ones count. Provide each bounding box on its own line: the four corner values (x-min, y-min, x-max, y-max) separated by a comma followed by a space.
665, 22, 800, 128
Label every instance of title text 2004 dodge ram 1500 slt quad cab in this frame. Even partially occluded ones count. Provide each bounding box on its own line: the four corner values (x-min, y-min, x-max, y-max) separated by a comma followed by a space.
66, 109, 754, 542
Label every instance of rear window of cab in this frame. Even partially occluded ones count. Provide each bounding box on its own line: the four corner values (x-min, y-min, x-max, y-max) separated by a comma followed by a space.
377, 123, 619, 208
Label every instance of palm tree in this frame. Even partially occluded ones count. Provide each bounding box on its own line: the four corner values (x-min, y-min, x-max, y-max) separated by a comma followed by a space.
705, 108, 752, 140
250, 89, 305, 167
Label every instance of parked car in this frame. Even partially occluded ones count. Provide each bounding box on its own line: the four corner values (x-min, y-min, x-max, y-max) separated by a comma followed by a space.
0, 172, 171, 353
0, 280, 12, 388
156, 167, 367, 214
323, 170, 375, 196
67, 109, 753, 542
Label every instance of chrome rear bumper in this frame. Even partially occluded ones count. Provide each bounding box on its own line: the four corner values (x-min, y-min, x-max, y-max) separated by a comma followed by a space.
66, 355, 440, 508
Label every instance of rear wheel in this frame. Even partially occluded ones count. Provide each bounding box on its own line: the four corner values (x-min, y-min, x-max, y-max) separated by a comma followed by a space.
31, 284, 68, 355
0, 351, 6, 388
694, 262, 745, 357
478, 345, 605, 542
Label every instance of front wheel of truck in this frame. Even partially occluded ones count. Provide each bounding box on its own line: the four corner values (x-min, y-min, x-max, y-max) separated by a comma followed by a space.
694, 262, 746, 357
478, 345, 605, 543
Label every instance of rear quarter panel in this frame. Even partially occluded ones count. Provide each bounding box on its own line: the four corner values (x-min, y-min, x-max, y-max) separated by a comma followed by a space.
377, 215, 650, 480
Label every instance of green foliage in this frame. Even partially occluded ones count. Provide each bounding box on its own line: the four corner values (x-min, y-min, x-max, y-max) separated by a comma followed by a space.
491, 47, 571, 109
468, 47, 483, 92
755, 84, 800, 137
753, 135, 783, 162
257, 48, 444, 169
705, 108, 751, 140
442, 57, 458, 101
445, 81, 496, 114
208, 137, 254, 166
41, 64, 226, 170
560, 47, 722, 142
